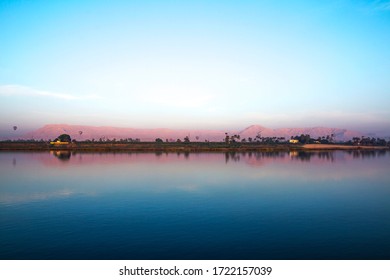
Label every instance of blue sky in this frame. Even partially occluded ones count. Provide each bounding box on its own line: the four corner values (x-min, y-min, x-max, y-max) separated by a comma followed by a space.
1, 0, 390, 136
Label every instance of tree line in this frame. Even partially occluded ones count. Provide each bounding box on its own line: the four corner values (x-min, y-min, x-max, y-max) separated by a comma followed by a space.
2, 133, 390, 147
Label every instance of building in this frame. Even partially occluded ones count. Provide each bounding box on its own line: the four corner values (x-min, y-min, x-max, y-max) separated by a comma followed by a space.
50, 140, 70, 145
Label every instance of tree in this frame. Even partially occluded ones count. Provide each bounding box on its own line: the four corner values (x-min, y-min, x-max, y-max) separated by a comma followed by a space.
184, 136, 190, 143
225, 133, 229, 144
155, 138, 163, 143
231, 134, 240, 143
352, 137, 360, 145
56, 134, 71, 142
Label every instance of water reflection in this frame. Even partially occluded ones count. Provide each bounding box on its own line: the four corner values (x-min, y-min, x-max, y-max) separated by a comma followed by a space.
174, 152, 191, 159
289, 151, 335, 162
225, 152, 240, 163
1, 150, 390, 259
51, 150, 71, 161
349, 150, 388, 159
289, 150, 387, 162
46, 150, 389, 166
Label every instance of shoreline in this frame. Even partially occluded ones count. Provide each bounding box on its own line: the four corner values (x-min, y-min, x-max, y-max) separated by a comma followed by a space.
0, 142, 388, 152
302, 144, 389, 150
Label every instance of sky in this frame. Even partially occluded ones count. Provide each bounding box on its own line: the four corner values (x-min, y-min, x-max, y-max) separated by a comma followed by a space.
1, 0, 390, 136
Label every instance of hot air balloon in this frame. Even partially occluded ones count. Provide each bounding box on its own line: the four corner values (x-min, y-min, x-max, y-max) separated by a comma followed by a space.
13, 126, 17, 131
79, 131, 83, 135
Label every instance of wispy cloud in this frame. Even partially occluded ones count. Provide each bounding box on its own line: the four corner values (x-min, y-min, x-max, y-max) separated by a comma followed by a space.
0, 85, 101, 100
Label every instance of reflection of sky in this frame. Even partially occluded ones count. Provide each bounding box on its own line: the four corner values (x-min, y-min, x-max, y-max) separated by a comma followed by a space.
2, 151, 390, 260
0, 151, 389, 204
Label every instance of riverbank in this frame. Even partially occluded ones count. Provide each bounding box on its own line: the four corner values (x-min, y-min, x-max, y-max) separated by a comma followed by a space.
302, 144, 389, 150
1, 142, 388, 152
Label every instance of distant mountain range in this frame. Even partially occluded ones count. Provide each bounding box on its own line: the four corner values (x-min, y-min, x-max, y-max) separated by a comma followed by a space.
20, 124, 368, 142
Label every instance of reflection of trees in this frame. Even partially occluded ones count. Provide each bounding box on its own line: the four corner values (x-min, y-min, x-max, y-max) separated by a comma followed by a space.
290, 151, 336, 162
349, 150, 387, 159
225, 152, 240, 163
292, 151, 313, 161
226, 151, 289, 164
52, 150, 72, 161
290, 150, 387, 162
249, 152, 286, 161
175, 151, 190, 159
237, 150, 389, 165
317, 151, 334, 162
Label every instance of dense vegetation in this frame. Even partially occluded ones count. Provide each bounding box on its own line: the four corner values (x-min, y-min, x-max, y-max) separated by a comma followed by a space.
1, 133, 389, 152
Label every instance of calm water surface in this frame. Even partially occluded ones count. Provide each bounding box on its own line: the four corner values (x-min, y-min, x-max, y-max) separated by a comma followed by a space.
1, 150, 389, 259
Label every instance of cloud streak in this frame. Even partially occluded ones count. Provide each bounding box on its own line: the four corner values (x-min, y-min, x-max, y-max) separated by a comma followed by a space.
0, 85, 101, 100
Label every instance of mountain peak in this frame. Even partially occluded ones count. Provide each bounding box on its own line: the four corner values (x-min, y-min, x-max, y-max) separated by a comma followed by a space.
239, 124, 268, 133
